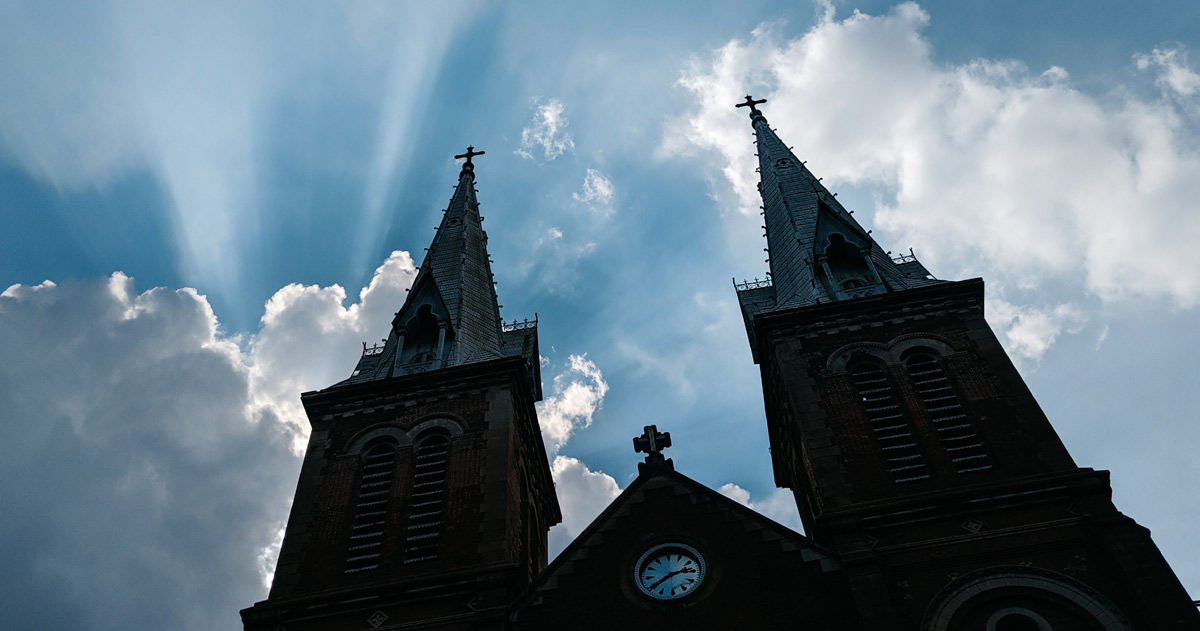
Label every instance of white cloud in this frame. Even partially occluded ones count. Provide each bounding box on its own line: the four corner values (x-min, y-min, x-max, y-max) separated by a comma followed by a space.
547, 455, 622, 556
535, 227, 565, 249
0, 251, 417, 629
535, 356, 618, 557
0, 274, 292, 630
717, 483, 803, 532
664, 3, 1200, 310
1136, 45, 1200, 97
573, 168, 615, 216
248, 251, 416, 450
537, 354, 609, 455
516, 97, 575, 161
987, 300, 1087, 363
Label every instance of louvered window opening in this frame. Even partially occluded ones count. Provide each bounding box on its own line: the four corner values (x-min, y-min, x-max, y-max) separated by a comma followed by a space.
850, 364, 931, 483
906, 353, 991, 473
405, 433, 449, 563
345, 442, 398, 573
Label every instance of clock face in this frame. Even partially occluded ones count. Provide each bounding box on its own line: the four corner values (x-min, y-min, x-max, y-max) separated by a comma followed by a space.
634, 543, 706, 600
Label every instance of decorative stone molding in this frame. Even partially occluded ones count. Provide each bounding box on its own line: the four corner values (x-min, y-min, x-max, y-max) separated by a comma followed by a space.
826, 334, 957, 373
343, 417, 464, 456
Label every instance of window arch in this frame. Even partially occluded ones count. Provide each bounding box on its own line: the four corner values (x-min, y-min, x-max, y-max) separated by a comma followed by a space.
988, 609, 1051, 631
923, 567, 1133, 631
405, 430, 451, 563
849, 359, 930, 482
903, 350, 991, 473
345, 439, 398, 573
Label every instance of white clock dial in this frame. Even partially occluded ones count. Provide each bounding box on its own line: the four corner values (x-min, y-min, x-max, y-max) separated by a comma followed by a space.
634, 543, 706, 600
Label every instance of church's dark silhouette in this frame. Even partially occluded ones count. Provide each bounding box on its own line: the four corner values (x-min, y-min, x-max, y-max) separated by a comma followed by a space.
241, 101, 1199, 630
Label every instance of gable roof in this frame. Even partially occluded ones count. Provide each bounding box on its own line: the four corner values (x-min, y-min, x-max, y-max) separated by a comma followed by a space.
508, 464, 851, 627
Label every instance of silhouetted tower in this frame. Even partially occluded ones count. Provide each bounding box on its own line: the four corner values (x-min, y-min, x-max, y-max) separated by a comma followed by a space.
734, 97, 1199, 630
242, 148, 560, 631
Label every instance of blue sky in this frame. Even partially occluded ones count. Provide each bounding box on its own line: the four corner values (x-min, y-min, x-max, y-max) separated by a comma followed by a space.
2, 1, 1199, 629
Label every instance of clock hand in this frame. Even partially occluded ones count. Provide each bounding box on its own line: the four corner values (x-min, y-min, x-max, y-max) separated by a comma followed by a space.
648, 569, 684, 590
647, 565, 696, 590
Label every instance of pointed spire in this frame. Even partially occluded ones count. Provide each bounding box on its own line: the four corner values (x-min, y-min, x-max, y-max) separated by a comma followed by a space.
341, 146, 511, 384
735, 98, 944, 337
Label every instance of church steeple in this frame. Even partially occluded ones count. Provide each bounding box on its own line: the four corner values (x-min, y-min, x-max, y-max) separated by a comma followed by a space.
244, 147, 557, 630
737, 97, 941, 321
733, 98, 1200, 629
341, 146, 534, 389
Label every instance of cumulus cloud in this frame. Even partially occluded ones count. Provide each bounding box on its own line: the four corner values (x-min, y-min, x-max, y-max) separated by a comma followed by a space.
0, 252, 416, 630
516, 97, 575, 161
534, 356, 620, 556
0, 274, 292, 631
987, 300, 1087, 363
249, 251, 417, 449
547, 455, 622, 556
664, 3, 1200, 311
573, 168, 616, 216
537, 354, 609, 455
717, 483, 804, 532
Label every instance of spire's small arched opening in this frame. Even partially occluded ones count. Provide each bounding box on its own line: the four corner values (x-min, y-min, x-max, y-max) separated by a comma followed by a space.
405, 429, 451, 563
848, 359, 930, 483
903, 349, 991, 474
345, 439, 399, 573
825, 233, 873, 282
398, 302, 453, 370
404, 304, 440, 363
817, 231, 885, 300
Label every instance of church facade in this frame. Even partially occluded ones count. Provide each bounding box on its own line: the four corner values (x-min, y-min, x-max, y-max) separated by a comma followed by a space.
241, 104, 1199, 630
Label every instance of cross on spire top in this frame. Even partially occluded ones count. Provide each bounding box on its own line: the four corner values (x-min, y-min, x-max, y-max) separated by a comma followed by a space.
455, 146, 485, 177
634, 425, 674, 473
736, 95, 767, 117
455, 145, 485, 164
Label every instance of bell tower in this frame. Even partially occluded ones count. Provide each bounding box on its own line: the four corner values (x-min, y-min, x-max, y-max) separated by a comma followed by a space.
734, 98, 1199, 629
242, 148, 560, 631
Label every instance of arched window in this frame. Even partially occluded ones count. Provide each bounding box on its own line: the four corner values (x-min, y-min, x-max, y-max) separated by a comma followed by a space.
405, 430, 451, 563
849, 360, 930, 482
345, 440, 398, 573
904, 351, 991, 473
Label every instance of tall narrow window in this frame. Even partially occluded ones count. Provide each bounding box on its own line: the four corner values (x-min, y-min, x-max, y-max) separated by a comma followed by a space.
905, 351, 991, 473
849, 361, 930, 482
345, 441, 398, 573
405, 431, 450, 563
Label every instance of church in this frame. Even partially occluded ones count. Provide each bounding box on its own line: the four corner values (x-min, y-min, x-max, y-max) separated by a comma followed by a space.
240, 100, 1199, 630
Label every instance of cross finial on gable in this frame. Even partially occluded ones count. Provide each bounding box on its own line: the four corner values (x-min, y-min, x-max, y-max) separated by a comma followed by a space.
736, 95, 767, 117
634, 425, 674, 473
